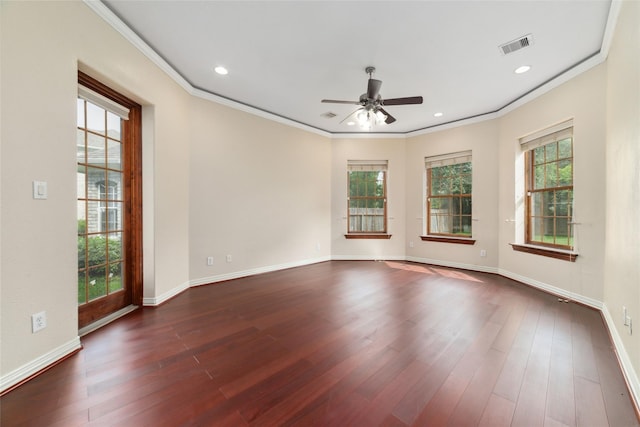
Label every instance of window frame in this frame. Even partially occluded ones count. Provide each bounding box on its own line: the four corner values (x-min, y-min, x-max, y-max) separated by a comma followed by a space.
345, 161, 391, 239
423, 152, 474, 244
524, 130, 574, 251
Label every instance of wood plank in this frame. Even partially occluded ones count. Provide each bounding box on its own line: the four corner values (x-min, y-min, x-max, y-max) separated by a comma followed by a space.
478, 394, 515, 427
510, 303, 556, 427
574, 376, 609, 427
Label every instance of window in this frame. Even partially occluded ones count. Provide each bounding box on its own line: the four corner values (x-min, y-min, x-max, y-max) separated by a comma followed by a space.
522, 122, 574, 250
425, 151, 472, 239
347, 160, 389, 237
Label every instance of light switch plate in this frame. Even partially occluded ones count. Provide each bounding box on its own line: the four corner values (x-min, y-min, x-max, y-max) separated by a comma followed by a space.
33, 181, 47, 199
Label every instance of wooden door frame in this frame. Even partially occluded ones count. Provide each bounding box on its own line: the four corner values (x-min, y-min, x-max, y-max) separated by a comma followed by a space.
78, 71, 143, 327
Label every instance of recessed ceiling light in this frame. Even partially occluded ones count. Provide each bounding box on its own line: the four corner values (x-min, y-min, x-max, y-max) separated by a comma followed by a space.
214, 66, 228, 75
514, 65, 531, 74
346, 121, 355, 126
434, 112, 444, 118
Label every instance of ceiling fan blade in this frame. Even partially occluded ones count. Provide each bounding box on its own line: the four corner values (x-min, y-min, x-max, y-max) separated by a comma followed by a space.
379, 107, 396, 124
382, 96, 423, 106
321, 99, 361, 105
367, 79, 382, 100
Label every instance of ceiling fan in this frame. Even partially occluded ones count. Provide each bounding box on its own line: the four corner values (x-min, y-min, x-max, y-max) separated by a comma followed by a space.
321, 66, 423, 129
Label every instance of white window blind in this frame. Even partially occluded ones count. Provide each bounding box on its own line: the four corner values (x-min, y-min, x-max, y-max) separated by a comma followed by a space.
425, 150, 472, 169
78, 85, 130, 120
519, 119, 573, 151
347, 160, 388, 172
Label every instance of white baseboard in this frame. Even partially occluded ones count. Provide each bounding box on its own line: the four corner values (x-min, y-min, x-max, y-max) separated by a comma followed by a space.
406, 256, 500, 274
79, 305, 139, 337
143, 280, 190, 306
0, 337, 82, 394
331, 255, 407, 261
602, 303, 640, 411
144, 256, 332, 306
498, 268, 602, 309
189, 256, 331, 289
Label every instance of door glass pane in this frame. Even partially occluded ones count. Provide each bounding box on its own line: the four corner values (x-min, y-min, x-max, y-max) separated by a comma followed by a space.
77, 166, 87, 199
107, 140, 122, 171
108, 262, 123, 292
87, 235, 107, 268
77, 235, 86, 269
87, 133, 106, 167
88, 267, 107, 301
108, 232, 123, 263
107, 171, 122, 201
87, 200, 102, 233
86, 103, 105, 134
107, 112, 121, 140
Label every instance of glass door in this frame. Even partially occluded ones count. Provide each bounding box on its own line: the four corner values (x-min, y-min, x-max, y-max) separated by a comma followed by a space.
77, 72, 142, 329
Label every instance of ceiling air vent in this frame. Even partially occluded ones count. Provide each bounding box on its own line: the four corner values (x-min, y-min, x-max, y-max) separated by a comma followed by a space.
499, 34, 534, 55
321, 112, 337, 119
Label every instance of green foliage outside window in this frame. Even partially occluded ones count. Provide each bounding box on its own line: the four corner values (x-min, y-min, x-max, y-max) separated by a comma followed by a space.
527, 137, 574, 249
427, 162, 472, 237
348, 170, 386, 233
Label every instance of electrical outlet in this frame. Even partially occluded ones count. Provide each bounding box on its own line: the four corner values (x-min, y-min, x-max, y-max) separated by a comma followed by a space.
32, 311, 47, 333
480, 249, 487, 257
226, 254, 232, 263
207, 256, 214, 266
409, 241, 414, 248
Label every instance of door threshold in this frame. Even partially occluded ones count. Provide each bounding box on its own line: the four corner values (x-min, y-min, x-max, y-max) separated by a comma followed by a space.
79, 305, 139, 337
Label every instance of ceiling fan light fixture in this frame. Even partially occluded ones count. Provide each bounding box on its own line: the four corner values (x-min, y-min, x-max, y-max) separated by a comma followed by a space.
356, 109, 369, 125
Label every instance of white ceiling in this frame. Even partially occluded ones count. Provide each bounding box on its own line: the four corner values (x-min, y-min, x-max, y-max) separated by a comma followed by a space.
101, 0, 613, 135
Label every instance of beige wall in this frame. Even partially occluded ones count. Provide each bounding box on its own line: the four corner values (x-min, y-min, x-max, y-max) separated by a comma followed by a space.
605, 0, 640, 395
188, 97, 331, 284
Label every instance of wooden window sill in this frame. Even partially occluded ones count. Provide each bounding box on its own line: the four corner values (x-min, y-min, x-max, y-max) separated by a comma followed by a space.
420, 236, 476, 245
345, 234, 392, 240
510, 243, 578, 262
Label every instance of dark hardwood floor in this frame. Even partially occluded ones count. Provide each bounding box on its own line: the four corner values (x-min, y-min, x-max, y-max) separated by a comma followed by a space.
2, 261, 638, 426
